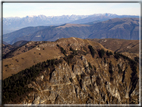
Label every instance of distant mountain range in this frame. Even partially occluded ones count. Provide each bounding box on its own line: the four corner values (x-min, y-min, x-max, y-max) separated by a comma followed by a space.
3, 15, 88, 34
3, 26, 48, 44
3, 13, 138, 34
88, 18, 139, 40
70, 13, 138, 24
3, 17, 139, 44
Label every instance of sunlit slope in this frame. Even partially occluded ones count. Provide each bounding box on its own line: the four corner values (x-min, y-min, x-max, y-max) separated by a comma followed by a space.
3, 37, 108, 79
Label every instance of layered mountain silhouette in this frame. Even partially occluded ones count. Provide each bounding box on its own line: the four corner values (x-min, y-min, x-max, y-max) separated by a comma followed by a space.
70, 13, 138, 24
3, 15, 88, 34
3, 26, 48, 44
3, 13, 138, 34
88, 18, 139, 40
2, 13, 140, 105
3, 18, 139, 44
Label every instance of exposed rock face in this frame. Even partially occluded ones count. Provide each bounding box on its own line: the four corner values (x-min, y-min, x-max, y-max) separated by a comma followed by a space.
2, 38, 139, 104
20, 55, 139, 104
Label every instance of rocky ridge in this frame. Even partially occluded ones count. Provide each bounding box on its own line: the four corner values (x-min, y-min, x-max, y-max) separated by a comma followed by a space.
2, 38, 139, 104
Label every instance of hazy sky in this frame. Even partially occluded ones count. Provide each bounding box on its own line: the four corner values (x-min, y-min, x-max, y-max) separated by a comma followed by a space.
3, 2, 140, 18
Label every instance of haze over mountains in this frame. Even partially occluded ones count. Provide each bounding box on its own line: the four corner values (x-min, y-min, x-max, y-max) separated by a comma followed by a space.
3, 14, 88, 34
3, 26, 49, 44
2, 13, 140, 104
3, 17, 139, 44
3, 13, 138, 34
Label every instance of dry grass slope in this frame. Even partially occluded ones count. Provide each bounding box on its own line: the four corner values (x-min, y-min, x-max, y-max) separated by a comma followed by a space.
2, 37, 139, 104
3, 37, 139, 80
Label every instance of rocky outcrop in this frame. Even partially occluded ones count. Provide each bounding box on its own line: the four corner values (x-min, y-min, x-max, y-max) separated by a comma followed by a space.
20, 55, 139, 104
2, 38, 139, 104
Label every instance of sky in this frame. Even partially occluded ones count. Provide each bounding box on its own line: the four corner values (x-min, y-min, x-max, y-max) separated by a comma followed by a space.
2, 2, 141, 18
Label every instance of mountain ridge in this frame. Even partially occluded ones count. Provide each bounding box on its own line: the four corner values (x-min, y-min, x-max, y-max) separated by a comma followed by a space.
3, 26, 49, 44
3, 13, 139, 34
2, 37, 139, 104
3, 17, 139, 44
2, 37, 113, 79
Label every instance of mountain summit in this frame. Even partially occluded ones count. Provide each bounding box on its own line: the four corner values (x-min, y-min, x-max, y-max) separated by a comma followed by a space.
3, 37, 139, 104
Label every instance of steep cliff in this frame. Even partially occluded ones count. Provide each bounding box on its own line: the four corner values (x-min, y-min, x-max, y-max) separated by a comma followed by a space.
2, 38, 139, 104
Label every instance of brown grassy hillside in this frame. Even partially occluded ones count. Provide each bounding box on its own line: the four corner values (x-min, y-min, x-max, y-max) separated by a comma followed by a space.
91, 38, 139, 60
3, 38, 139, 80
3, 37, 105, 79
2, 37, 139, 104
